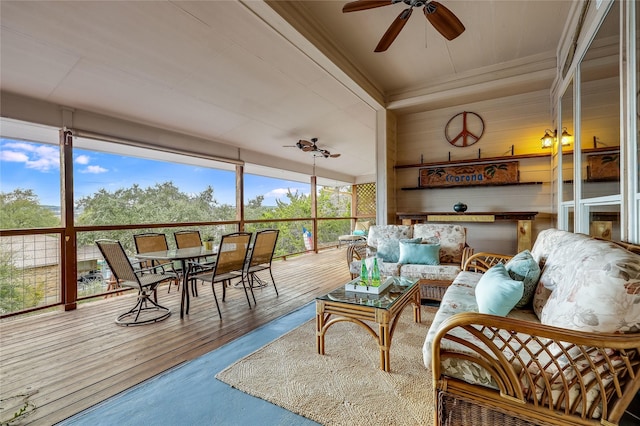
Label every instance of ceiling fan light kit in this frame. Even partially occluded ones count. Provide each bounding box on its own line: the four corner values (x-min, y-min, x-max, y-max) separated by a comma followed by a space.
343, 0, 465, 52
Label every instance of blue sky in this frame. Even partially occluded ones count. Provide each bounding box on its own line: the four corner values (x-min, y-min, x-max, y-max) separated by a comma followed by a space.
0, 139, 309, 207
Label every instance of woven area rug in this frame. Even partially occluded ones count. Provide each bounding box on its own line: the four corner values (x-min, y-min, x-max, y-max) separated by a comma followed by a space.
216, 306, 436, 426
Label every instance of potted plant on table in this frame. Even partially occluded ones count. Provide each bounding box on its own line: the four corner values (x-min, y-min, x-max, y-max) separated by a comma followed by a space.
203, 235, 215, 251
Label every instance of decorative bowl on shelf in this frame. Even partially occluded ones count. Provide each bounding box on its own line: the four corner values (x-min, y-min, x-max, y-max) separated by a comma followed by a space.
453, 202, 468, 213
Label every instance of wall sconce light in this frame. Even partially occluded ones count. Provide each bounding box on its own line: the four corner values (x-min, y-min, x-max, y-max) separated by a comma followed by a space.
541, 128, 571, 149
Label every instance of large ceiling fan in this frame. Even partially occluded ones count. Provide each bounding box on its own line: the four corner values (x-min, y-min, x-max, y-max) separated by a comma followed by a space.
284, 138, 341, 158
342, 0, 465, 52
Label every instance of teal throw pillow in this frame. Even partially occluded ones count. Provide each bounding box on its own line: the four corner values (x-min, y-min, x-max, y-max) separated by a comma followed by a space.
475, 263, 524, 316
398, 241, 440, 265
505, 250, 541, 308
353, 230, 366, 236
376, 238, 421, 263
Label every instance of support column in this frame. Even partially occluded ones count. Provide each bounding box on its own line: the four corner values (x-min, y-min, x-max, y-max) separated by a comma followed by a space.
236, 164, 244, 232
61, 129, 77, 311
311, 175, 318, 253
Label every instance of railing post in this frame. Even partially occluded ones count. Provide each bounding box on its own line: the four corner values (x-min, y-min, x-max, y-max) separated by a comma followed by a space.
61, 129, 77, 311
236, 164, 245, 232
311, 175, 318, 253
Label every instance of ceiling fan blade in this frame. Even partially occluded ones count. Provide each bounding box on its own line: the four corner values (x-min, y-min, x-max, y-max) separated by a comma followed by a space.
301, 146, 315, 152
342, 0, 393, 13
330, 153, 341, 158
424, 1, 465, 41
374, 8, 412, 52
298, 139, 313, 147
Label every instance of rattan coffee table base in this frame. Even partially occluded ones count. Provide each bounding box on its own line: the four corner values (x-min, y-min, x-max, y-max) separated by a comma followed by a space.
316, 281, 421, 372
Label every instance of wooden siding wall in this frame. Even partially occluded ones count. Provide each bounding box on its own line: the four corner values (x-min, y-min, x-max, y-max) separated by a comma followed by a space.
394, 90, 556, 254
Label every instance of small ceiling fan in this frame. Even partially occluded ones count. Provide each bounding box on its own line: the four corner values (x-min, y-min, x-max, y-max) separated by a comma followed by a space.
284, 138, 341, 158
342, 0, 465, 52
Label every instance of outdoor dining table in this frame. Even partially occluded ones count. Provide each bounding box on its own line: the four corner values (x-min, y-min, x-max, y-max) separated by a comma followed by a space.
135, 246, 217, 318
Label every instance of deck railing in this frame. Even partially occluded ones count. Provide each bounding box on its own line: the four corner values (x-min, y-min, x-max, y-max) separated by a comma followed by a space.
0, 216, 373, 317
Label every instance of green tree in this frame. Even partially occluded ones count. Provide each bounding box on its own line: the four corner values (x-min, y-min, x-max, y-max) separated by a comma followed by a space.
75, 182, 228, 253
258, 190, 310, 255
244, 195, 271, 220
0, 241, 46, 314
255, 187, 351, 255
0, 189, 58, 313
316, 186, 351, 244
0, 189, 60, 229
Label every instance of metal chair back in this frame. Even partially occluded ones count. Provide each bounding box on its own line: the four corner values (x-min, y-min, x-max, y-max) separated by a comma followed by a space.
248, 229, 278, 269
134, 233, 170, 268
214, 232, 252, 276
174, 230, 203, 249
96, 239, 172, 325
96, 239, 140, 285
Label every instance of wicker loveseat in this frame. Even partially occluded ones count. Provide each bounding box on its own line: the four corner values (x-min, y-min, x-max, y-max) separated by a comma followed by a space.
346, 223, 473, 300
423, 228, 640, 425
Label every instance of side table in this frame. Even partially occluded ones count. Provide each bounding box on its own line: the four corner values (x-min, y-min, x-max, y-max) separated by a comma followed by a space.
338, 234, 366, 247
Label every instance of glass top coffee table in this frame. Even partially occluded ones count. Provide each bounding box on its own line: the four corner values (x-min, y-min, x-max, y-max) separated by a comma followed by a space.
315, 276, 421, 372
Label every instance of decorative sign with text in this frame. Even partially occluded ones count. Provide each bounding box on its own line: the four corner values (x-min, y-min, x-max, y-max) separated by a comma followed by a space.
419, 161, 519, 188
586, 153, 619, 182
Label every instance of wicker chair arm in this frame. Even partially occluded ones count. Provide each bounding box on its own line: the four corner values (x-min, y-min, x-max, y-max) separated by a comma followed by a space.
462, 252, 513, 272
347, 242, 367, 262
432, 312, 640, 424
460, 246, 475, 268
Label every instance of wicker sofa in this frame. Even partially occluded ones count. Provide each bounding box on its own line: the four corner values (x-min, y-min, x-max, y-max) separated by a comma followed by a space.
423, 228, 640, 425
346, 223, 473, 300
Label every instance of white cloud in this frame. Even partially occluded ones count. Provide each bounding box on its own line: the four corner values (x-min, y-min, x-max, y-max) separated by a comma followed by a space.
75, 155, 90, 165
82, 165, 108, 174
263, 187, 308, 202
4, 141, 38, 152
0, 150, 29, 162
264, 188, 291, 198
0, 142, 59, 171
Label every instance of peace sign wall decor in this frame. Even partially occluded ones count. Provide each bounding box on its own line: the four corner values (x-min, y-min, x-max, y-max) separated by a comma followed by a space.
445, 111, 484, 147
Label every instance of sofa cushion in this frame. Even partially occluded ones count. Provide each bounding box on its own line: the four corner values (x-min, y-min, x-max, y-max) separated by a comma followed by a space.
366, 225, 413, 251
505, 250, 541, 308
422, 271, 539, 368
475, 264, 524, 316
539, 236, 640, 333
398, 241, 440, 265
354, 221, 371, 234
412, 224, 466, 264
376, 238, 421, 263
350, 258, 401, 277
531, 229, 586, 318
399, 264, 460, 281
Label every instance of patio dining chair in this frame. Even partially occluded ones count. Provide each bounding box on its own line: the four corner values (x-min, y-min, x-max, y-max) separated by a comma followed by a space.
186, 232, 254, 319
244, 229, 279, 296
134, 232, 180, 294
96, 239, 172, 326
174, 230, 215, 296
174, 230, 203, 249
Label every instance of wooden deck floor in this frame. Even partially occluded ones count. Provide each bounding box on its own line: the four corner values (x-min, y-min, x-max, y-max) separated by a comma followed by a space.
0, 247, 353, 425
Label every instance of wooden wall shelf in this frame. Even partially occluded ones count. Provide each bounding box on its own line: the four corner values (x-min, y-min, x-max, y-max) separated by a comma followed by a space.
397, 211, 538, 251
401, 181, 544, 190
395, 152, 549, 170
395, 145, 620, 170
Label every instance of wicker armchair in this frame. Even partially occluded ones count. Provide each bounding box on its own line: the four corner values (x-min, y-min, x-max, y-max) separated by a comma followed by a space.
432, 249, 640, 426
346, 242, 368, 279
